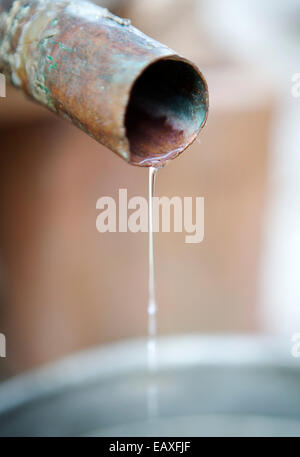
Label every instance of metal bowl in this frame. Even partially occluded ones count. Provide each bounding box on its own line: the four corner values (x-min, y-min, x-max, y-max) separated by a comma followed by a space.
0, 335, 299, 437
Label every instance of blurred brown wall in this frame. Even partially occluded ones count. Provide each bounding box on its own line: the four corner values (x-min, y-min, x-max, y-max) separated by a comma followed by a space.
0, 0, 273, 377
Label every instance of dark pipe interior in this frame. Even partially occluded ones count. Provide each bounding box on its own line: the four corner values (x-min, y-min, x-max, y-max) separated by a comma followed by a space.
125, 58, 208, 166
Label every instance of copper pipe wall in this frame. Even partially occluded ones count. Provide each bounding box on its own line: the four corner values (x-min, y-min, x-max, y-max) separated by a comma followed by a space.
0, 0, 208, 166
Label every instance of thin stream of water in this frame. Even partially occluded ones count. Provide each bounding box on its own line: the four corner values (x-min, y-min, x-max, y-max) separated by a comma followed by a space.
148, 166, 158, 347
147, 166, 159, 419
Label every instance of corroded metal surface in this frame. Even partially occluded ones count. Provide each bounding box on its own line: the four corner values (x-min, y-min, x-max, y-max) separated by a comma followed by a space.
0, 0, 208, 166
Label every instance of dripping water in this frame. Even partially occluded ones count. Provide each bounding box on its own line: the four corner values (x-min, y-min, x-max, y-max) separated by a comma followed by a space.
147, 166, 159, 419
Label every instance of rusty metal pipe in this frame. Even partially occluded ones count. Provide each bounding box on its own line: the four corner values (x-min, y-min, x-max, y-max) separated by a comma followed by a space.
0, 0, 208, 166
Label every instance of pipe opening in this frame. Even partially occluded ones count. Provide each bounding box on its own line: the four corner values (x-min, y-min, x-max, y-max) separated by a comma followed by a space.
125, 58, 208, 166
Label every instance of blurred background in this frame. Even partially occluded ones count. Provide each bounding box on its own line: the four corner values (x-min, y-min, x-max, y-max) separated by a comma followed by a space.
0, 0, 299, 380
